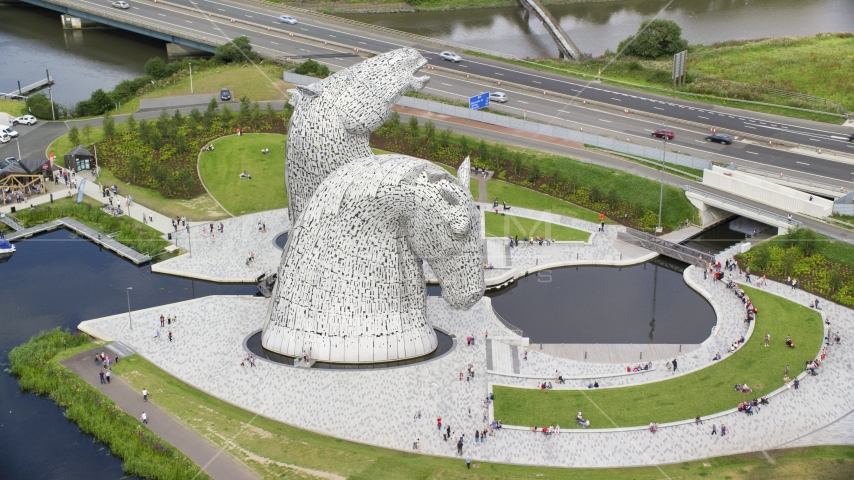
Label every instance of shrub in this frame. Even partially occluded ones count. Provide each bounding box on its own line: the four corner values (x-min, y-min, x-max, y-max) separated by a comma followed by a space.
144, 57, 169, 79
214, 36, 259, 63
25, 93, 60, 120
68, 126, 80, 148
294, 59, 330, 79
618, 19, 689, 59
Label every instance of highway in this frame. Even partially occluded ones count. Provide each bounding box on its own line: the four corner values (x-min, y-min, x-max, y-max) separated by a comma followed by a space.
21, 0, 854, 186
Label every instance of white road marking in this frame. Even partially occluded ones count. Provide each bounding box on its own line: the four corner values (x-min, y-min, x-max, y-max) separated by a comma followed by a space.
159, 13, 166, 16
744, 126, 756, 129
359, 42, 366, 44
810, 138, 821, 142
654, 107, 664, 110
329, 35, 336, 37
797, 161, 810, 165
186, 20, 192, 23
599, 119, 611, 123
518, 101, 528, 104
245, 15, 252, 17
270, 41, 278, 44
495, 72, 504, 76
217, 8, 225, 10
442, 83, 453, 87
698, 116, 709, 119
610, 97, 621, 101
533, 81, 541, 84
747, 151, 759, 155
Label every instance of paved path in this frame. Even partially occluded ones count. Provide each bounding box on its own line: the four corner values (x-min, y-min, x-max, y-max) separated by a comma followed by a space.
62, 348, 257, 480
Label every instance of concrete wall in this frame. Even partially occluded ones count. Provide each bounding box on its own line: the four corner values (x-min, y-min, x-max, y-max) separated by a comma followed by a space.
703, 166, 832, 218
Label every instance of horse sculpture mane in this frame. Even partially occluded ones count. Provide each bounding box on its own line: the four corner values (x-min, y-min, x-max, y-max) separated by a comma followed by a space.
262, 155, 484, 363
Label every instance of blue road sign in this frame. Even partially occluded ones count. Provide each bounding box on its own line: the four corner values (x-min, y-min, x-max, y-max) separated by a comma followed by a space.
469, 92, 490, 110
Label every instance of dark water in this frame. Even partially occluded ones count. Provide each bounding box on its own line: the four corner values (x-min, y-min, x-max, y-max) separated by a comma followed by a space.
487, 256, 715, 344
341, 0, 854, 58
684, 219, 746, 254
246, 328, 455, 369
0, 4, 166, 105
0, 229, 254, 479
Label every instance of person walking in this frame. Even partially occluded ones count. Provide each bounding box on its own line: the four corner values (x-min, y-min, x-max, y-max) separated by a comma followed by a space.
437, 417, 442, 431
765, 333, 770, 347
140, 412, 148, 425
785, 365, 790, 376
412, 435, 418, 450
99, 371, 105, 384
672, 358, 678, 372
711, 424, 717, 435
142, 388, 149, 402
105, 370, 111, 384
466, 456, 471, 469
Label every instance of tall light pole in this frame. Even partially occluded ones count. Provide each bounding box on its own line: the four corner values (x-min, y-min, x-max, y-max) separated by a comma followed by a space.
189, 63, 193, 94
16, 137, 21, 160
48, 86, 56, 121
126, 287, 133, 330
656, 123, 668, 235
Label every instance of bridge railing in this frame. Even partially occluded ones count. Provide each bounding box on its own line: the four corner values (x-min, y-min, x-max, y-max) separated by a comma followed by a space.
618, 228, 713, 266
685, 185, 803, 229
729, 164, 851, 196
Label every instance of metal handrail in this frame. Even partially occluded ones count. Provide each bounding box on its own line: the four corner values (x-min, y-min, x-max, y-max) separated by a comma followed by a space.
684, 185, 803, 228
492, 308, 523, 337
730, 164, 851, 195
622, 228, 714, 262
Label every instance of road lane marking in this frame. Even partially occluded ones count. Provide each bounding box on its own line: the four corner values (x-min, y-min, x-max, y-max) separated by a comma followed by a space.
532, 81, 541, 84
270, 41, 278, 44
698, 116, 709, 119
495, 72, 504, 75
245, 15, 252, 17
442, 83, 453, 86
746, 151, 758, 155
518, 101, 528, 104
217, 8, 225, 10
797, 161, 810, 165
599, 119, 611, 123
744, 126, 756, 129
654, 107, 664, 110
610, 97, 621, 101
359, 42, 366, 44
186, 20, 193, 23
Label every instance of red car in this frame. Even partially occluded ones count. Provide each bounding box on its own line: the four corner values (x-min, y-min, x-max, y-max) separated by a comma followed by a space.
652, 129, 674, 140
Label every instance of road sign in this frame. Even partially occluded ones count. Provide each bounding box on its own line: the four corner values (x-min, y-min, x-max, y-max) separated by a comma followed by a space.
469, 92, 490, 110
672, 50, 687, 87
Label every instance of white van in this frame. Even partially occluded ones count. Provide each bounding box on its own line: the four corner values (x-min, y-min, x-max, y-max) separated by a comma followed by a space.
0, 125, 18, 138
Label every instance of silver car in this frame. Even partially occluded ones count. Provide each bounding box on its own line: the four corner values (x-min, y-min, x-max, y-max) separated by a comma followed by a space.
279, 15, 298, 25
439, 51, 462, 63
112, 1, 129, 8
489, 92, 508, 103
17, 115, 37, 125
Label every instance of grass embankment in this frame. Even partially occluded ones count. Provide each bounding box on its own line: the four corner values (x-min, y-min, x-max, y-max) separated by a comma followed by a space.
0, 98, 27, 116
372, 117, 696, 231
487, 180, 608, 224
737, 228, 854, 308
474, 33, 853, 124
112, 353, 854, 479
484, 211, 590, 241
141, 63, 290, 102
494, 286, 823, 428
8, 330, 207, 480
14, 198, 171, 257
199, 133, 288, 215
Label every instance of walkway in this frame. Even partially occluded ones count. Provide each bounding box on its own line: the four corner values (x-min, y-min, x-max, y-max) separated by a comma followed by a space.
62, 348, 257, 480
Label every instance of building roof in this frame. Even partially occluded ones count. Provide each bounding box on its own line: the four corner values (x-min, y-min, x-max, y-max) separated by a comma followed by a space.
65, 145, 93, 158
19, 158, 48, 174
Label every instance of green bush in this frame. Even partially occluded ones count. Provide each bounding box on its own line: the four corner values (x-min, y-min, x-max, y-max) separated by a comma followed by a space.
618, 19, 689, 59
25, 93, 63, 120
294, 59, 330, 79
8, 329, 207, 480
214, 36, 258, 63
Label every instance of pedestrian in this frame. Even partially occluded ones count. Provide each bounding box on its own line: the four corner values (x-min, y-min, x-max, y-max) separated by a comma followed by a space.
141, 412, 148, 425
457, 439, 463, 455
413, 435, 418, 450
466, 456, 471, 469
142, 388, 149, 402
794, 378, 800, 390
672, 358, 678, 372
99, 370, 105, 384
523, 350, 528, 361
711, 423, 717, 435
181, 216, 186, 226
160, 314, 165, 327
106, 370, 111, 383
168, 331, 173, 342
437, 417, 442, 430
785, 365, 790, 376
95, 354, 100, 366
764, 333, 770, 347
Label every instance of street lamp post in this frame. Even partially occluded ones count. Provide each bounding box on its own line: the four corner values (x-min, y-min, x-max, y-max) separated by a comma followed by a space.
126, 287, 133, 330
656, 125, 668, 235
189, 63, 193, 94
16, 137, 21, 160
48, 86, 56, 121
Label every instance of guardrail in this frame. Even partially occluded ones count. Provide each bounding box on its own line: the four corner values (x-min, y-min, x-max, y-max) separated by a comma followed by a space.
0, 213, 24, 232
729, 164, 851, 196
619, 228, 713, 266
492, 308, 523, 337
685, 185, 803, 228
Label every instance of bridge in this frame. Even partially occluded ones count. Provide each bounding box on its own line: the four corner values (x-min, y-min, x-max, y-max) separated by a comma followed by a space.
617, 228, 713, 266
516, 0, 582, 60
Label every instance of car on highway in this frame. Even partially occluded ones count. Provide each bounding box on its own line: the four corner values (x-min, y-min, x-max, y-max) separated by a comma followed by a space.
0, 125, 18, 138
17, 115, 37, 125
278, 15, 298, 24
489, 92, 508, 103
651, 129, 674, 140
112, 1, 129, 9
439, 51, 462, 63
220, 88, 232, 101
705, 133, 733, 145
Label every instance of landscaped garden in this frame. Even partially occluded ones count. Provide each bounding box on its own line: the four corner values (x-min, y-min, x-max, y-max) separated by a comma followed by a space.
8, 329, 206, 480
484, 212, 590, 242
13, 198, 171, 257
371, 113, 696, 232
493, 286, 823, 428
737, 228, 854, 307
198, 133, 288, 215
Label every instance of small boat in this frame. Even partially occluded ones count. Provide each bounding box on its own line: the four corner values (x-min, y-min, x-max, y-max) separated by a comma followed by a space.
0, 238, 15, 255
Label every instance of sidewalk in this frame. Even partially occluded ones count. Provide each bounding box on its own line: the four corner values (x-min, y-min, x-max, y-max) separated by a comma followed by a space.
62, 348, 257, 480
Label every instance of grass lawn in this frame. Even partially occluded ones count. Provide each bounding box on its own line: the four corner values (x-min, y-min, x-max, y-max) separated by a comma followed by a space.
198, 133, 287, 215
0, 98, 27, 117
97, 169, 228, 221
111, 354, 854, 480
494, 286, 823, 428
487, 180, 609, 225
142, 63, 290, 102
484, 211, 590, 242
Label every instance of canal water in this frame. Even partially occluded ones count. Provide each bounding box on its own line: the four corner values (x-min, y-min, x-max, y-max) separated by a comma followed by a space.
487, 256, 716, 344
341, 0, 854, 58
0, 229, 254, 478
0, 4, 166, 106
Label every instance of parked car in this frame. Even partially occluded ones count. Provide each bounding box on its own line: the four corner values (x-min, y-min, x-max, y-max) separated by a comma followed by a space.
705, 133, 733, 145
278, 15, 298, 24
0, 135, 10, 144
0, 125, 18, 138
17, 115, 37, 125
1, 157, 17, 168
652, 129, 674, 140
439, 51, 462, 63
221, 88, 232, 101
849, 133, 853, 142
112, 1, 129, 9
489, 92, 508, 103
0, 112, 18, 125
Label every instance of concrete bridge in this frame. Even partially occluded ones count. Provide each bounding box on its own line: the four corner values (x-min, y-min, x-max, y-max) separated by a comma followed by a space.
517, 0, 582, 60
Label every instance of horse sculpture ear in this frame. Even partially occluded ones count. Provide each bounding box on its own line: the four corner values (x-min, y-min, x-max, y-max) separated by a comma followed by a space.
457, 156, 470, 190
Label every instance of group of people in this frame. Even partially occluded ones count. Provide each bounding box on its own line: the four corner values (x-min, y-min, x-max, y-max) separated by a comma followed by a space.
538, 381, 553, 390
1, 183, 41, 205
241, 354, 258, 368
492, 198, 511, 214
170, 216, 187, 232
459, 363, 476, 381
737, 396, 768, 416
95, 351, 118, 384
531, 425, 560, 435
627, 362, 652, 372
507, 235, 553, 248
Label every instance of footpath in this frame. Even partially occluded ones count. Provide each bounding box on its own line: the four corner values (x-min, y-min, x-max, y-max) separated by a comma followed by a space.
62, 347, 257, 480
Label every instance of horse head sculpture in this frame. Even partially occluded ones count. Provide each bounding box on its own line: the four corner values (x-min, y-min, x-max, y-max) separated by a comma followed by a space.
285, 48, 430, 224
262, 155, 484, 363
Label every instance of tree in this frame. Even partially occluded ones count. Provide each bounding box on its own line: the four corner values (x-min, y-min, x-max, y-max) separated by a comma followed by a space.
206, 97, 219, 116
82, 124, 93, 144
266, 102, 275, 123
424, 120, 436, 142
439, 128, 451, 147
138, 120, 151, 144
250, 102, 262, 129
511, 152, 523, 175
617, 19, 688, 59
388, 111, 401, 128
149, 130, 163, 149
88, 89, 113, 115
127, 154, 142, 182
126, 113, 137, 133
751, 246, 771, 271
68, 125, 80, 147
220, 104, 233, 127
408, 115, 419, 136
477, 139, 489, 165
187, 116, 199, 136
189, 107, 203, 125
527, 163, 541, 183
102, 112, 115, 140
238, 98, 251, 125
175, 132, 188, 154
172, 109, 183, 127
144, 57, 169, 79
25, 93, 59, 120
214, 36, 258, 63
294, 59, 330, 78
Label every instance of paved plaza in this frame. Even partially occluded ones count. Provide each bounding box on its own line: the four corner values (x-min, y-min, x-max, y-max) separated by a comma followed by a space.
77, 207, 854, 468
